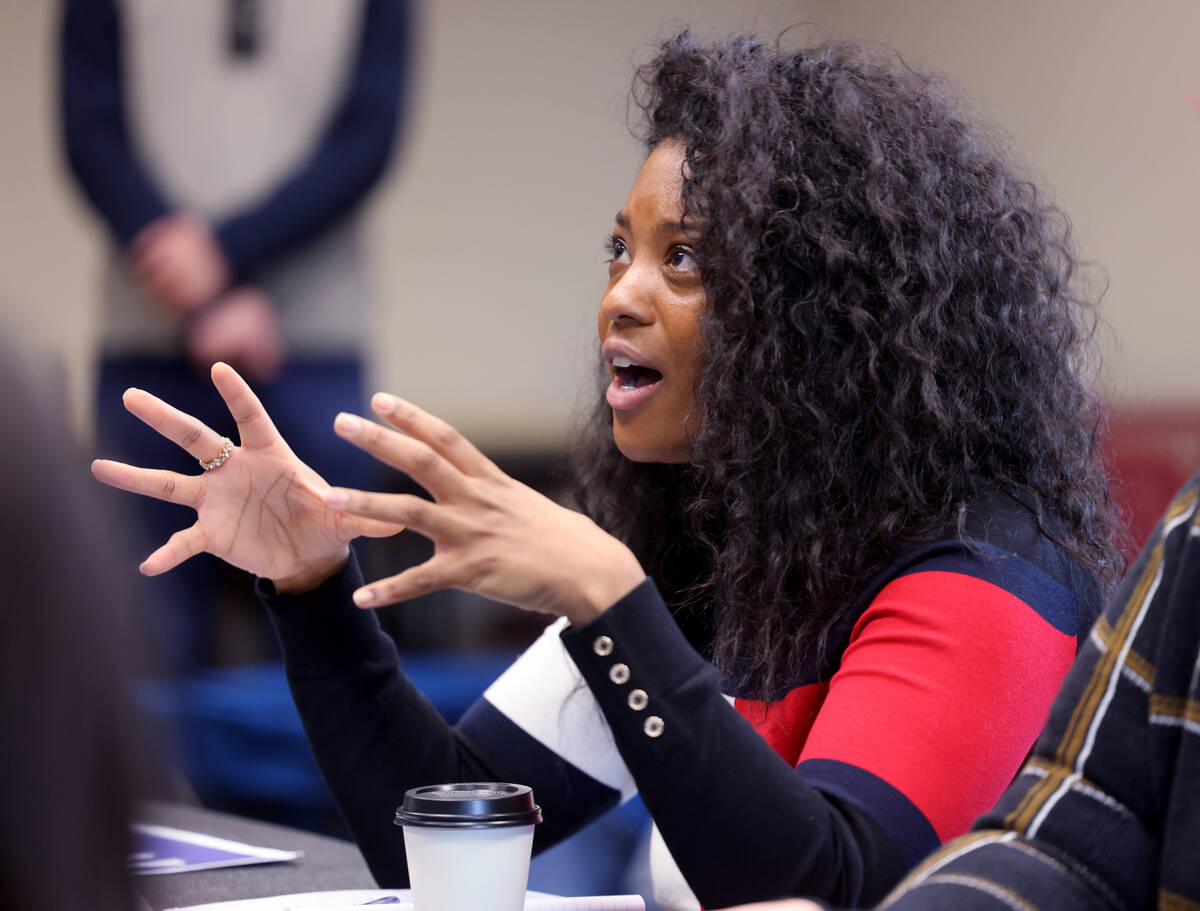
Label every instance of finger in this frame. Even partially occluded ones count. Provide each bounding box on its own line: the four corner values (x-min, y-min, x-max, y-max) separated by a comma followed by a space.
130, 251, 158, 281
295, 477, 403, 539
91, 459, 203, 507
133, 265, 172, 304
352, 555, 460, 608
323, 488, 452, 539
210, 361, 280, 450
141, 523, 205, 575
135, 244, 171, 274
135, 248, 183, 292
332, 412, 465, 502
157, 272, 189, 305
130, 220, 166, 257
355, 516, 407, 539
371, 393, 498, 479
122, 387, 228, 462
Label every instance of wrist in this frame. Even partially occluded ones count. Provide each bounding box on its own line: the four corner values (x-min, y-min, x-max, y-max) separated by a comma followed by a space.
271, 546, 351, 595
564, 543, 646, 626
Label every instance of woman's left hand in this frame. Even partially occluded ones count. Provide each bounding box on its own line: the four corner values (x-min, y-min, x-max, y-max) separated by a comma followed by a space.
325, 393, 646, 625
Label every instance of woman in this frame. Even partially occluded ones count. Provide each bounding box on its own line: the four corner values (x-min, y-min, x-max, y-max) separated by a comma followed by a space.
93, 33, 1122, 910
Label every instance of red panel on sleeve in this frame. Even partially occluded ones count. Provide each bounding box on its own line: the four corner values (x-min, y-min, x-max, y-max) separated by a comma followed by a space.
735, 682, 830, 766
798, 570, 1076, 842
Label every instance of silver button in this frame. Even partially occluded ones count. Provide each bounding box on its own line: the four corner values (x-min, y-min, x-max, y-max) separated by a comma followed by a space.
627, 689, 649, 711
643, 715, 665, 738
609, 662, 630, 685
593, 635, 614, 657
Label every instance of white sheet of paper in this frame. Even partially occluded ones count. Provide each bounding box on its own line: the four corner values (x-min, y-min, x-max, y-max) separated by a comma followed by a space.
166, 889, 645, 911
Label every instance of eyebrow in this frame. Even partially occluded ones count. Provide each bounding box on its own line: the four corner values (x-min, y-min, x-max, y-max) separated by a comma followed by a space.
613, 211, 699, 236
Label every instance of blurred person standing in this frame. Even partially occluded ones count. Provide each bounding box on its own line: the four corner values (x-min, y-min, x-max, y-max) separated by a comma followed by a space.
59, 0, 410, 673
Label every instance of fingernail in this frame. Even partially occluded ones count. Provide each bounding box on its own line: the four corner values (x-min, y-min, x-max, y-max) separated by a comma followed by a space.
353, 588, 376, 607
334, 413, 362, 435
324, 488, 348, 507
372, 393, 395, 413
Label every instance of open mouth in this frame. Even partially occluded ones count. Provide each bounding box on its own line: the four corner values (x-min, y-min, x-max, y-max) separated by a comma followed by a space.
612, 356, 663, 389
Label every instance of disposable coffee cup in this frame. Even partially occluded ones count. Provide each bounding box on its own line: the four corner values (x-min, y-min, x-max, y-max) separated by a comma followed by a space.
395, 783, 542, 911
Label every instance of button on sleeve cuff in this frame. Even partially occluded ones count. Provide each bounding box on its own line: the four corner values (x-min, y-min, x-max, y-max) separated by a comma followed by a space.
559, 577, 718, 760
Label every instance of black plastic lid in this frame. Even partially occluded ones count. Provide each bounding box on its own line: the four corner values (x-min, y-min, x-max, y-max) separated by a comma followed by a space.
394, 783, 543, 829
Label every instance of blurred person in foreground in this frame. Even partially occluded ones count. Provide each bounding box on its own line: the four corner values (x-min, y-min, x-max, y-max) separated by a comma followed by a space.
59, 0, 409, 672
94, 33, 1124, 910
0, 339, 148, 911
723, 467, 1200, 909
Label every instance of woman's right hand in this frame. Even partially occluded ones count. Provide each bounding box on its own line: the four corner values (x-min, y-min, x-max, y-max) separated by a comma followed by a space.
92, 362, 402, 592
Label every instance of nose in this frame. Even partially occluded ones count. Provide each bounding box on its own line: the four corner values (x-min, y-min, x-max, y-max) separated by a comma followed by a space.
599, 262, 654, 327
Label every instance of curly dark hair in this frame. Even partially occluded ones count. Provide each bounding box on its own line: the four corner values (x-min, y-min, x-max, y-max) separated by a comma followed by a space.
574, 31, 1124, 700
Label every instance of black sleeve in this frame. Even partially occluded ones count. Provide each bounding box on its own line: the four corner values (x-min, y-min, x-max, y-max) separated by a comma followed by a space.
260, 550, 621, 886
559, 580, 908, 909
59, 0, 171, 246
259, 551, 513, 886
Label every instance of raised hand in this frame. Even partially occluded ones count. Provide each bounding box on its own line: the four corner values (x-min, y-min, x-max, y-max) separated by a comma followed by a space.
321, 393, 647, 624
92, 363, 401, 592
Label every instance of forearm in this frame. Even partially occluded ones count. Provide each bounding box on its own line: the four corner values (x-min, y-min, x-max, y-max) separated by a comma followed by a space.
260, 550, 512, 885
59, 0, 170, 246
560, 581, 907, 908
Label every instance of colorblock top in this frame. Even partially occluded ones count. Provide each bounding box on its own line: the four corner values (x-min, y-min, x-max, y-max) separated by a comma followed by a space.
260, 495, 1100, 910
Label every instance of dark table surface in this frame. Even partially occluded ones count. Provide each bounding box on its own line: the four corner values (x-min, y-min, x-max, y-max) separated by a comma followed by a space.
135, 801, 376, 910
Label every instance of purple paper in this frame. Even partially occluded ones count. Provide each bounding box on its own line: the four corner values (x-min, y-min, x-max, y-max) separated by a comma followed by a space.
129, 824, 301, 875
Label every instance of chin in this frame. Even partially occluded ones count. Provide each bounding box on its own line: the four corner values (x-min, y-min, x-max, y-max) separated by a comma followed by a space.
612, 427, 690, 464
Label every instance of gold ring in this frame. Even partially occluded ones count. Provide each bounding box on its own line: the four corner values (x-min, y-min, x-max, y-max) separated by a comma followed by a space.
199, 437, 234, 472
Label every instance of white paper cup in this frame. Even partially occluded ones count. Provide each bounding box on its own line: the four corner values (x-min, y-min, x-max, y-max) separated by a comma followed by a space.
395, 783, 542, 911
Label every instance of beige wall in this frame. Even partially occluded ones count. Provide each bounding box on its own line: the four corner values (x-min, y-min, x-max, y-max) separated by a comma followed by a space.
3, 1, 1197, 451
807, 0, 1200, 407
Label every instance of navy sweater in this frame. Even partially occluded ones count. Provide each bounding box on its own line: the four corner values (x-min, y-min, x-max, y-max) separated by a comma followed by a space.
59, 0, 408, 283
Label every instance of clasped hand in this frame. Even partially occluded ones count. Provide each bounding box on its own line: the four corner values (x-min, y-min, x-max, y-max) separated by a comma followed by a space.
92, 363, 645, 625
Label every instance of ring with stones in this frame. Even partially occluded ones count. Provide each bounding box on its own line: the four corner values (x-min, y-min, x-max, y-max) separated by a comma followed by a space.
199, 437, 234, 472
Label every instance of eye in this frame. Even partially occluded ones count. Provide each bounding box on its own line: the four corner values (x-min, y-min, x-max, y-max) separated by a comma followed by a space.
605, 235, 630, 264
668, 247, 698, 272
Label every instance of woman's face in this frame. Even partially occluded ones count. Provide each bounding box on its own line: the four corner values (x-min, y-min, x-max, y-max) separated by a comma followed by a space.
598, 140, 706, 464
